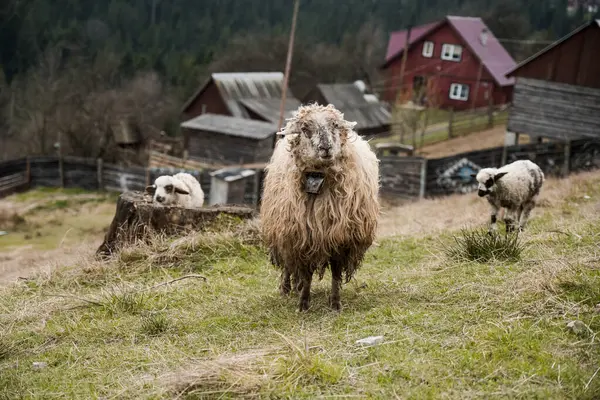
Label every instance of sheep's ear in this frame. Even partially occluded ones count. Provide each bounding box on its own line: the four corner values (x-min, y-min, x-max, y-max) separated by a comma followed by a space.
470, 173, 477, 178
494, 172, 508, 181
145, 184, 156, 195
174, 186, 190, 195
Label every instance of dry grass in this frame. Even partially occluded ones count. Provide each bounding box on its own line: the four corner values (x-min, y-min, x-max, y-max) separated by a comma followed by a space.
1, 173, 600, 398
378, 169, 600, 238
0, 188, 117, 285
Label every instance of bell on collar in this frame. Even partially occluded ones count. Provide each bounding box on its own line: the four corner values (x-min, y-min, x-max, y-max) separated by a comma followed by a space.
304, 171, 325, 194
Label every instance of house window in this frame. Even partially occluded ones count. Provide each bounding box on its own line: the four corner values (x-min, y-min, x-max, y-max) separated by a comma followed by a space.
449, 83, 469, 101
422, 41, 434, 57
441, 44, 462, 61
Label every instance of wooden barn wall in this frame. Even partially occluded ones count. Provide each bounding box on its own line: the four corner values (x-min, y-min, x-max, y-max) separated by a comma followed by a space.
507, 77, 600, 140
510, 25, 600, 88
187, 131, 271, 165
379, 157, 425, 199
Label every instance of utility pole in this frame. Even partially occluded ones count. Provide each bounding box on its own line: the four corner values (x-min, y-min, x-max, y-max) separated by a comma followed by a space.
277, 0, 300, 133
396, 25, 412, 105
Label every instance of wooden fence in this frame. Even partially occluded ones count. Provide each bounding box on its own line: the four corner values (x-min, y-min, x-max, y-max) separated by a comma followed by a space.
380, 103, 510, 150
1, 137, 599, 203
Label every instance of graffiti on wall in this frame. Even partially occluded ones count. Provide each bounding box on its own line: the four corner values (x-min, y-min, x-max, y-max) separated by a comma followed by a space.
571, 142, 600, 172
435, 157, 481, 194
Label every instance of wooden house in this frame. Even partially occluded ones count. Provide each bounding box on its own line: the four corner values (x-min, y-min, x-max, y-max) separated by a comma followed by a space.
180, 72, 302, 124
380, 16, 516, 110
302, 82, 391, 136
505, 19, 600, 142
181, 113, 277, 165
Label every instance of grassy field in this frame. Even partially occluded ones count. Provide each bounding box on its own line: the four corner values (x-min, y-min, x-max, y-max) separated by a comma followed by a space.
0, 188, 117, 284
1, 172, 600, 399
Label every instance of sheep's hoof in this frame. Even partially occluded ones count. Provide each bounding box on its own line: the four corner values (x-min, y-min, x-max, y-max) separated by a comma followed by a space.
329, 298, 341, 311
280, 283, 291, 296
298, 299, 310, 312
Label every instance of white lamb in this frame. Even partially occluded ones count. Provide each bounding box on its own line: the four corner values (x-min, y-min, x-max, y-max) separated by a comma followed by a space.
145, 172, 204, 209
472, 159, 544, 233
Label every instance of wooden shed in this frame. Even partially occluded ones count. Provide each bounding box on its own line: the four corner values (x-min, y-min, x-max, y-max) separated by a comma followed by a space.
181, 113, 277, 165
505, 19, 600, 142
208, 167, 256, 206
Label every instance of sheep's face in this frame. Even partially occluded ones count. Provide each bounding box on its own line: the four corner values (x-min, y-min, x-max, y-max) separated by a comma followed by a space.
472, 168, 508, 197
146, 175, 189, 205
287, 104, 354, 169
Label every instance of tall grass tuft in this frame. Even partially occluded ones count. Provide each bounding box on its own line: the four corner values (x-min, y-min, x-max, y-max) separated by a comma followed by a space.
444, 228, 525, 262
140, 312, 170, 336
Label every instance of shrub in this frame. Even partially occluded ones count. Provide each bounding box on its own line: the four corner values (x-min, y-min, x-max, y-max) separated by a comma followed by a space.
444, 228, 525, 263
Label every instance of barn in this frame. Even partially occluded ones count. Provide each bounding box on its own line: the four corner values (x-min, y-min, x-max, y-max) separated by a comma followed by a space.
180, 72, 302, 124
505, 19, 600, 142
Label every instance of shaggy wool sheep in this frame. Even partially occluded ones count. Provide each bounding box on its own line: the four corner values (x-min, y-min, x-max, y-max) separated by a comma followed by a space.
472, 159, 544, 233
145, 172, 205, 208
260, 103, 380, 312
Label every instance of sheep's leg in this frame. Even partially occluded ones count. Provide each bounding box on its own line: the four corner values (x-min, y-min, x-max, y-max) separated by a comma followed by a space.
488, 203, 500, 235
298, 269, 313, 312
329, 259, 343, 311
519, 201, 535, 231
280, 269, 291, 296
504, 207, 516, 233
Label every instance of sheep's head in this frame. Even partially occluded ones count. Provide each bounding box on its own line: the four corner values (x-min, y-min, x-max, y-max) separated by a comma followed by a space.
283, 103, 356, 169
146, 175, 190, 205
471, 168, 508, 197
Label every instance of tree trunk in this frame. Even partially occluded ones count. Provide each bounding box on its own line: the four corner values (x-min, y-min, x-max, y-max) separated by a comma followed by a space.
96, 191, 257, 258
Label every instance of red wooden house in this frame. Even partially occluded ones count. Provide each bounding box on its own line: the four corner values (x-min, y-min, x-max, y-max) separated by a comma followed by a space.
380, 16, 517, 110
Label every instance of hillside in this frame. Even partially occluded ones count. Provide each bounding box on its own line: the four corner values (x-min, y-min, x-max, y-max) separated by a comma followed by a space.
1, 170, 599, 398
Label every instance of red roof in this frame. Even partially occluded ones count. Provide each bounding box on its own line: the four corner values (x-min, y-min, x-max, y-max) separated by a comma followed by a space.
383, 16, 517, 87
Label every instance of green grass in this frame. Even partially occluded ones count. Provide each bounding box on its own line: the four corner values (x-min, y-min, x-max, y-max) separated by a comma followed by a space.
0, 189, 116, 251
445, 227, 526, 263
1, 177, 600, 398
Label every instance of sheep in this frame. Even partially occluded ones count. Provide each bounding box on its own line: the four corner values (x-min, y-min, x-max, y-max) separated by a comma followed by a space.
260, 103, 380, 312
145, 172, 205, 208
471, 159, 544, 234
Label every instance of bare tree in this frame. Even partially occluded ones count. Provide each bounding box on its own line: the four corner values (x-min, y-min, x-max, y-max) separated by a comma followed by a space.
3, 46, 177, 163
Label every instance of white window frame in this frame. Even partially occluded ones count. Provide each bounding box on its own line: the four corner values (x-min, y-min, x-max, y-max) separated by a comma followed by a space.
422, 41, 434, 58
449, 83, 469, 101
441, 43, 462, 61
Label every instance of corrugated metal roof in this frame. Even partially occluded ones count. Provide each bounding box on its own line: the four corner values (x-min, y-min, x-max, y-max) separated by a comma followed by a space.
382, 16, 517, 87
314, 84, 391, 130
238, 98, 302, 123
181, 113, 277, 140
182, 72, 300, 118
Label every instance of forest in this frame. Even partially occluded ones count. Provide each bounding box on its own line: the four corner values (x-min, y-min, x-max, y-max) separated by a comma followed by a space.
0, 0, 596, 161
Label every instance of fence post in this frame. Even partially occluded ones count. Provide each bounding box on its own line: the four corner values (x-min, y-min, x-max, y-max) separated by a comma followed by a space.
145, 167, 151, 186
58, 156, 65, 188
487, 96, 494, 128
97, 158, 104, 190
252, 168, 261, 207
419, 158, 428, 199
563, 140, 571, 177
448, 108, 454, 138
420, 109, 429, 149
